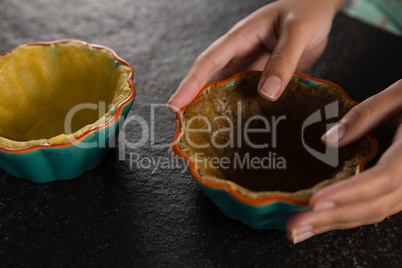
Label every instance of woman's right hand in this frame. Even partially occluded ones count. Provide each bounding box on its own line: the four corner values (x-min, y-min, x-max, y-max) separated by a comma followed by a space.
168, 0, 345, 112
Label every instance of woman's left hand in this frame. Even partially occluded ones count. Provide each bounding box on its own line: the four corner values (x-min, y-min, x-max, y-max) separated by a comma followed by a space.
287, 79, 402, 244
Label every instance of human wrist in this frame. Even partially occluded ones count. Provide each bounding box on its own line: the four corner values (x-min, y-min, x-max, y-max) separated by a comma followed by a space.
302, 0, 346, 18
329, 0, 347, 16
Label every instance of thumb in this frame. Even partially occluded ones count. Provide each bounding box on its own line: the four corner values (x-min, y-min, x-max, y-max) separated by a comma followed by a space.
257, 23, 307, 101
322, 79, 402, 147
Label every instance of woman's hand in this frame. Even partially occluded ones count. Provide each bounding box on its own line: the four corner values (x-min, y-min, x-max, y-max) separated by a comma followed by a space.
287, 79, 402, 244
168, 0, 345, 112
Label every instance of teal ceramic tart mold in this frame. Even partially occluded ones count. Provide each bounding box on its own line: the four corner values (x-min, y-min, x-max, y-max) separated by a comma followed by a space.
0, 40, 135, 183
173, 70, 377, 231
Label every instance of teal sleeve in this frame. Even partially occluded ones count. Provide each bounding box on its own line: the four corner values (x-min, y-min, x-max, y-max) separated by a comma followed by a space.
343, 0, 402, 36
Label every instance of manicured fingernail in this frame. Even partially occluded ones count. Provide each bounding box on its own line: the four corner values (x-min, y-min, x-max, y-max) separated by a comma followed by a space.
168, 146, 177, 159
167, 97, 179, 113
314, 201, 336, 212
292, 225, 313, 237
321, 122, 345, 146
290, 225, 313, 244
293, 231, 314, 244
258, 76, 282, 101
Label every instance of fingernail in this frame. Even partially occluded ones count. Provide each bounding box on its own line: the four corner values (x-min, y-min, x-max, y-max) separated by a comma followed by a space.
168, 146, 177, 159
321, 122, 345, 146
314, 201, 336, 212
292, 225, 313, 237
290, 226, 313, 244
293, 231, 314, 244
258, 76, 282, 101
167, 97, 179, 113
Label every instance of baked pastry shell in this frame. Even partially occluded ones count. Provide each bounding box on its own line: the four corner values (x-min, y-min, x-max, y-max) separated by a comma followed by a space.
0, 40, 135, 183
173, 70, 378, 230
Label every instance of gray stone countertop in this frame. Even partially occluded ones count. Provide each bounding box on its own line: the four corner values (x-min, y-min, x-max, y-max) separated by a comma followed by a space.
0, 0, 401, 266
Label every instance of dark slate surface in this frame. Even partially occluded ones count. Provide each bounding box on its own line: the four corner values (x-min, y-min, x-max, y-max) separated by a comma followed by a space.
0, 0, 402, 267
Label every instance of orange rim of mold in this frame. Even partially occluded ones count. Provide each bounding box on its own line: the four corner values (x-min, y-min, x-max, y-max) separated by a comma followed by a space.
0, 39, 135, 154
173, 70, 378, 206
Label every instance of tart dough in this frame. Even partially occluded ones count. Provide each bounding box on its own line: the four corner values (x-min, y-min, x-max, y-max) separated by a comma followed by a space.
0, 42, 132, 149
180, 73, 370, 199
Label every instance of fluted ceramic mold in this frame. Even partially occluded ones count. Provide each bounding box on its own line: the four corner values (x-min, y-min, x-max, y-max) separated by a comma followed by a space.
0, 40, 135, 183
173, 71, 377, 230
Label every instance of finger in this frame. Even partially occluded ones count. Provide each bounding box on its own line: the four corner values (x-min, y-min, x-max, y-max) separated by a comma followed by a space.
377, 127, 402, 168
296, 38, 327, 72
391, 122, 402, 143
309, 166, 399, 211
167, 32, 241, 113
167, 5, 281, 112
168, 145, 177, 159
287, 189, 402, 243
287, 123, 402, 243
311, 123, 402, 214
257, 21, 309, 101
390, 111, 402, 127
206, 46, 271, 85
322, 79, 402, 147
